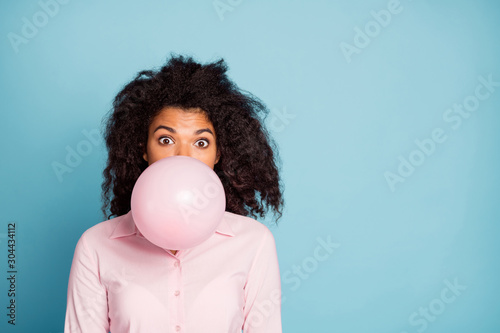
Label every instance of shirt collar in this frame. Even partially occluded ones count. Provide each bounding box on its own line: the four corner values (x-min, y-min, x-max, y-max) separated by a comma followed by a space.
109, 210, 235, 240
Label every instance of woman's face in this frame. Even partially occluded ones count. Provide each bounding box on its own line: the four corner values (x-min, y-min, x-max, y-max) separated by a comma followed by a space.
143, 106, 220, 169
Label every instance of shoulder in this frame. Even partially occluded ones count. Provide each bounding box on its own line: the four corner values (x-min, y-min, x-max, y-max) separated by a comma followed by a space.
223, 211, 277, 243
77, 214, 129, 248
223, 213, 280, 275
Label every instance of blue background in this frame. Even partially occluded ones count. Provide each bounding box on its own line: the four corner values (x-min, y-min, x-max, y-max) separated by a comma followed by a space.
1, 0, 499, 332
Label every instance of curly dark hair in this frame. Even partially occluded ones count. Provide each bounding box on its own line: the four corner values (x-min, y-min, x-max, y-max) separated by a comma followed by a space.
101, 54, 285, 225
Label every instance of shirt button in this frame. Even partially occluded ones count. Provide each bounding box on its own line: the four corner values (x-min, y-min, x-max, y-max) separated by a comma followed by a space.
174, 261, 179, 268
175, 325, 181, 331
174, 290, 180, 296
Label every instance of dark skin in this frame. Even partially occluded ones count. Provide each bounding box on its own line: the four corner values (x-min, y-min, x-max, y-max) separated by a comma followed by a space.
142, 106, 221, 255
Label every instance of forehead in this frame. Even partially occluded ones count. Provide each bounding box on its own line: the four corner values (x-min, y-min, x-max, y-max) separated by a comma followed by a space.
152, 107, 212, 125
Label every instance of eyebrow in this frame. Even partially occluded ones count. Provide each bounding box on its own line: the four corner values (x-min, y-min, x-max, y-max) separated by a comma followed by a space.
153, 125, 214, 136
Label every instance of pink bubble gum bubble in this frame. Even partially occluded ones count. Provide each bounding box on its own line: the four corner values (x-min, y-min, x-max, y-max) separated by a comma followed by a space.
131, 156, 226, 250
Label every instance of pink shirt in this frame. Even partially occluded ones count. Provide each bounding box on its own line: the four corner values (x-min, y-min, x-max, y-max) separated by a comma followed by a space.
64, 210, 282, 333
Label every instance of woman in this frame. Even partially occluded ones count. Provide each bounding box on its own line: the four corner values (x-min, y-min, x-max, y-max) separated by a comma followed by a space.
64, 54, 285, 333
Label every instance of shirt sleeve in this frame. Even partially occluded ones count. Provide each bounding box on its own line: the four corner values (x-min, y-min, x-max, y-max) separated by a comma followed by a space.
64, 232, 110, 333
242, 227, 282, 333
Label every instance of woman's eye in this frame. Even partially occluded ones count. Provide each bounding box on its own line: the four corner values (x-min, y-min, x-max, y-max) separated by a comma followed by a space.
196, 139, 209, 148
159, 137, 172, 145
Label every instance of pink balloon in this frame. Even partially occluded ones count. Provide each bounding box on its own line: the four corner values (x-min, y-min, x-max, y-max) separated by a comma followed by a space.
131, 156, 226, 250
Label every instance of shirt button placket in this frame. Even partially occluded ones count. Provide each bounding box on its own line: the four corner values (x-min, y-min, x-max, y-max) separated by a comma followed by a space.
173, 259, 184, 332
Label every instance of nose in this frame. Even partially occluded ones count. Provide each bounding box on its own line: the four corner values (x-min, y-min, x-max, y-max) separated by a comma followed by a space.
174, 142, 192, 157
